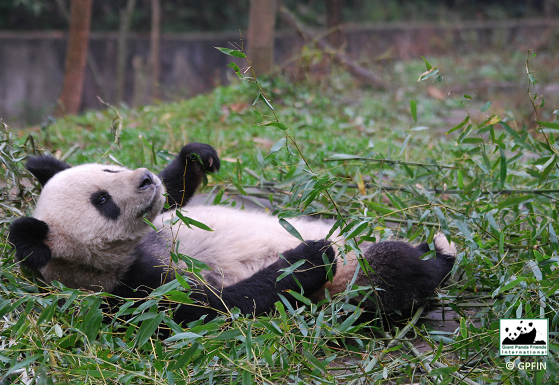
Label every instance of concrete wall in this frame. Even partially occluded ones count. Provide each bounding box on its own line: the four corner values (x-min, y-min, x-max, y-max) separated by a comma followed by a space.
0, 19, 555, 126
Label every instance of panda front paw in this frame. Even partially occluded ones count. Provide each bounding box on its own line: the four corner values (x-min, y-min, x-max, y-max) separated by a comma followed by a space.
179, 143, 220, 173
282, 240, 336, 275
9, 217, 53, 270
279, 240, 337, 296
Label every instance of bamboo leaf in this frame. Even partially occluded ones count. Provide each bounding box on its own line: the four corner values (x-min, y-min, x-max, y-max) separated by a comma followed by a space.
497, 195, 533, 209
528, 260, 543, 281
462, 138, 484, 144
171, 342, 202, 369
338, 308, 363, 332
175, 273, 191, 290
346, 221, 369, 240
284, 289, 312, 306
460, 317, 467, 338
434, 207, 450, 236
410, 99, 417, 123
455, 220, 473, 242
417, 67, 439, 82
538, 154, 556, 186
421, 56, 432, 70
399, 134, 412, 156
446, 116, 469, 135
276, 258, 306, 282
242, 369, 253, 385
497, 277, 525, 296
5, 354, 43, 377
365, 201, 395, 216
456, 124, 472, 143
215, 47, 247, 58
266, 121, 288, 130
430, 340, 444, 364
429, 366, 459, 376
302, 350, 326, 373
537, 121, 559, 130
267, 137, 286, 157
499, 147, 507, 188
136, 312, 166, 348
278, 218, 305, 242
175, 210, 213, 231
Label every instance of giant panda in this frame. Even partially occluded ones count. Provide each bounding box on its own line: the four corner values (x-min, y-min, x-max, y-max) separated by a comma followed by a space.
8, 143, 456, 326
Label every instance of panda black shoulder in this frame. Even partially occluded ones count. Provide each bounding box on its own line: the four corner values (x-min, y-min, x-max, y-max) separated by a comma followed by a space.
111, 231, 171, 299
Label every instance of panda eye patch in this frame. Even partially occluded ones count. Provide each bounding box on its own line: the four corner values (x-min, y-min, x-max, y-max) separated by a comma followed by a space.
90, 190, 120, 220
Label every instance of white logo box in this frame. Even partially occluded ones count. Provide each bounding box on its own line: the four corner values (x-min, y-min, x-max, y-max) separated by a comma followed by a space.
499, 318, 548, 356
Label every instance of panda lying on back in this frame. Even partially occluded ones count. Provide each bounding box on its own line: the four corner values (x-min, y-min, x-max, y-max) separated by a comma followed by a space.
9, 143, 456, 326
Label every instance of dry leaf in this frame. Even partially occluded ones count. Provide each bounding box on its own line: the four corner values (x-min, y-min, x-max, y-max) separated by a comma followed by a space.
427, 86, 446, 100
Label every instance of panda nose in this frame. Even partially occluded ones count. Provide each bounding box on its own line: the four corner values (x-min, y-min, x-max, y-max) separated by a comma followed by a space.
138, 171, 154, 190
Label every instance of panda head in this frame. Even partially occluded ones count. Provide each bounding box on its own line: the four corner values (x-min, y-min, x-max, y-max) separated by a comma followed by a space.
518, 321, 534, 334
504, 327, 519, 341
9, 156, 165, 273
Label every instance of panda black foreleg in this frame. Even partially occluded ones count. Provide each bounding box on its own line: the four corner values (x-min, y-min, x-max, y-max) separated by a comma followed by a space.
173, 240, 336, 325
8, 217, 52, 272
159, 143, 220, 210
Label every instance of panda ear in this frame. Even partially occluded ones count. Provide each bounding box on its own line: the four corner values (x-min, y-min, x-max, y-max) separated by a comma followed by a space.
26, 156, 71, 186
8, 217, 52, 270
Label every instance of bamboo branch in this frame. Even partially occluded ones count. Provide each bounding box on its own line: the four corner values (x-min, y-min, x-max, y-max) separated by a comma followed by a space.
404, 340, 479, 385
224, 179, 559, 196
324, 156, 459, 169
278, 5, 388, 90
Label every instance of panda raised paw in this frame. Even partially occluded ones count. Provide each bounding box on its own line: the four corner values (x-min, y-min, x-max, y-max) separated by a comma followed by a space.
160, 143, 221, 208
178, 143, 220, 173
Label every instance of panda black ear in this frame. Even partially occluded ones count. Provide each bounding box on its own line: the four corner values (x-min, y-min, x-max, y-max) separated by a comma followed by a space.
8, 217, 52, 270
26, 156, 71, 186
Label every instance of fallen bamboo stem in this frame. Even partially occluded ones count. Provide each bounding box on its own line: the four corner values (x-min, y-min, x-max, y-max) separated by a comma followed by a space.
278, 5, 388, 90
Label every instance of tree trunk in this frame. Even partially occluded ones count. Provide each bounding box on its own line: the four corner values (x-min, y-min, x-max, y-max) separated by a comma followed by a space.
115, 0, 137, 103
247, 0, 277, 77
325, 0, 344, 49
55, 0, 92, 116
150, 0, 161, 100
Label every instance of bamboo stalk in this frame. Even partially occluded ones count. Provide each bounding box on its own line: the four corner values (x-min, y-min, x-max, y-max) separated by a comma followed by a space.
324, 156, 459, 169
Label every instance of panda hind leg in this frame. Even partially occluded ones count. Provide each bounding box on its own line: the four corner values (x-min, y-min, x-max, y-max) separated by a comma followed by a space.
359, 234, 456, 315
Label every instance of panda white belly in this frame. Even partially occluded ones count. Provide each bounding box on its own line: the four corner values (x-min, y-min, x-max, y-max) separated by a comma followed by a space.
155, 205, 358, 291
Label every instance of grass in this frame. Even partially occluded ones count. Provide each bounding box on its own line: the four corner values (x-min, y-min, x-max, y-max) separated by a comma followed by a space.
1, 49, 559, 384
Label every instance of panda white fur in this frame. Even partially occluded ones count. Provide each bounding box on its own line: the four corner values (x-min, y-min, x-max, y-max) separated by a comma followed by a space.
9, 143, 456, 326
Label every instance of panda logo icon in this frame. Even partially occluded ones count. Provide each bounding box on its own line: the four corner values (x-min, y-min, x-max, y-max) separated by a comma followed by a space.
501, 320, 546, 345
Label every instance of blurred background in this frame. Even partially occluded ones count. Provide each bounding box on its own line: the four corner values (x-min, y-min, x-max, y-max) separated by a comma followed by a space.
1, 0, 558, 126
